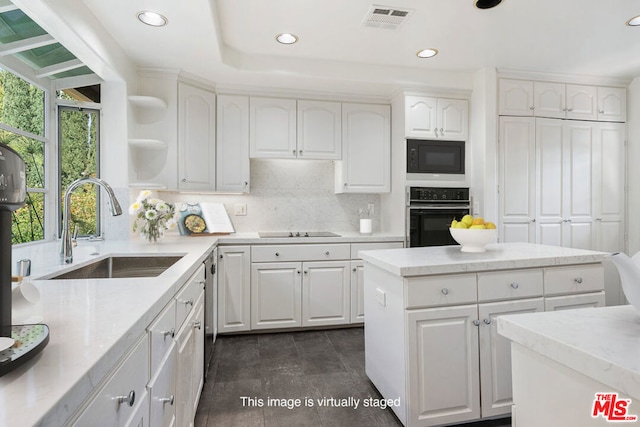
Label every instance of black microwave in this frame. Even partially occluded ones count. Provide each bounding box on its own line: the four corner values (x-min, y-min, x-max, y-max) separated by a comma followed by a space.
406, 139, 465, 175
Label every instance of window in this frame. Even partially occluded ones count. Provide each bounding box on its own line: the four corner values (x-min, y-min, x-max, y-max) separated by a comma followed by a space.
0, 70, 47, 244
57, 98, 100, 238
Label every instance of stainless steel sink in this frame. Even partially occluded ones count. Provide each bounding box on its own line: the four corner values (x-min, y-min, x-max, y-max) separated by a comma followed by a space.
46, 255, 183, 280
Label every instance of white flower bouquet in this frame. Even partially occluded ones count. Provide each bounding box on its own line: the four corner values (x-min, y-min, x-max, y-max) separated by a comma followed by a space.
129, 190, 178, 242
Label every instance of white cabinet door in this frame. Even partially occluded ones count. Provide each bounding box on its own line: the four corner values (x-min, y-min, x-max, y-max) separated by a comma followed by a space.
544, 292, 605, 311
405, 96, 438, 138
350, 260, 365, 324
534, 82, 565, 119
216, 94, 250, 193
562, 121, 596, 250
249, 97, 296, 158
302, 261, 350, 327
499, 117, 536, 243
337, 103, 390, 193
217, 246, 251, 333
437, 98, 468, 141
251, 262, 302, 329
406, 305, 480, 426
148, 344, 177, 427
191, 296, 205, 422
597, 86, 626, 122
566, 84, 598, 120
297, 100, 342, 160
499, 79, 534, 116
177, 83, 216, 191
478, 298, 544, 418
593, 122, 625, 252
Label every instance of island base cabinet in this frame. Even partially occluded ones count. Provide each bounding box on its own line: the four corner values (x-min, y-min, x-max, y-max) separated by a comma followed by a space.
478, 298, 544, 419
407, 305, 480, 427
510, 342, 632, 426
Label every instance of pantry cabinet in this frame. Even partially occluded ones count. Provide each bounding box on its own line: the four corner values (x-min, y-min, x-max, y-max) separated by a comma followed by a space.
499, 78, 626, 122
336, 103, 391, 193
499, 117, 625, 252
405, 96, 468, 140
216, 94, 250, 192
217, 246, 251, 333
178, 82, 216, 191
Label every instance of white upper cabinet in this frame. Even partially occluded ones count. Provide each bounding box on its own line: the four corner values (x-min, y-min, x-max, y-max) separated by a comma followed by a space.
499, 80, 534, 116
597, 87, 626, 122
499, 79, 626, 122
178, 82, 216, 191
405, 96, 468, 140
216, 94, 250, 193
297, 100, 342, 159
336, 103, 391, 193
249, 97, 297, 159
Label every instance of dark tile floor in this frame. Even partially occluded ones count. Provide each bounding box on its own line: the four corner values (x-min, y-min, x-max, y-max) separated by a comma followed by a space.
195, 327, 512, 427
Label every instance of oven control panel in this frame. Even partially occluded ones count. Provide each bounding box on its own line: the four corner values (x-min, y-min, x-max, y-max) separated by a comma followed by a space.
409, 187, 470, 202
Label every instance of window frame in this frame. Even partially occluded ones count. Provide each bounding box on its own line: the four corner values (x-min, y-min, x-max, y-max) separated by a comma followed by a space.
55, 99, 102, 239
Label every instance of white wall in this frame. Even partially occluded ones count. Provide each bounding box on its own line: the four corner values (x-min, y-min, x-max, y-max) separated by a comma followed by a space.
627, 77, 640, 255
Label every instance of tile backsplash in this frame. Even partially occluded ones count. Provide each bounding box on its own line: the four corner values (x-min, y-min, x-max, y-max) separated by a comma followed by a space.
133, 160, 380, 234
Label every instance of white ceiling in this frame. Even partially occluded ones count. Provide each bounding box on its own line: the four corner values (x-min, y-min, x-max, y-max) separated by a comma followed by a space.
78, 0, 640, 94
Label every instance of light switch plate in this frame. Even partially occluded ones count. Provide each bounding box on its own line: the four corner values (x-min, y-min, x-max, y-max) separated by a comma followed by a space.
234, 203, 247, 216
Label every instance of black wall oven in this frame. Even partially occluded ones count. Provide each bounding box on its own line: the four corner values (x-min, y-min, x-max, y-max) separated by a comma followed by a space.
407, 187, 470, 248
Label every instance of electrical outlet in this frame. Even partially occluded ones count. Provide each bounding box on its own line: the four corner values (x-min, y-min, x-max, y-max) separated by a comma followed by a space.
367, 203, 375, 215
234, 203, 247, 216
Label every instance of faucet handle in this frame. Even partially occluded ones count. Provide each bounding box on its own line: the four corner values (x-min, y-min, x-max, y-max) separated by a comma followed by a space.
72, 225, 79, 247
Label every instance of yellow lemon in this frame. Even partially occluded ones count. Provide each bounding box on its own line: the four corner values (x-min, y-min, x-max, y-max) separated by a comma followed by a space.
455, 221, 468, 229
485, 222, 496, 229
472, 217, 485, 226
461, 214, 474, 227
469, 224, 486, 229
451, 219, 458, 228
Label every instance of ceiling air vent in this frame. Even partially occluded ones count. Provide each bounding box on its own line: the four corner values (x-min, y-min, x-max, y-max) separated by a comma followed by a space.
363, 5, 413, 29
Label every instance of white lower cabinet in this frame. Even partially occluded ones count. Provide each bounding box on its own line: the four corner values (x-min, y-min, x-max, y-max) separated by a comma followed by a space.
148, 345, 177, 427
72, 334, 150, 427
478, 298, 544, 418
218, 246, 251, 333
407, 305, 480, 426
350, 261, 365, 323
302, 261, 350, 327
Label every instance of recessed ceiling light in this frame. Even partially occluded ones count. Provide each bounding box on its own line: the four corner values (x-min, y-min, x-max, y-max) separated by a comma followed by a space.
275, 33, 299, 45
627, 15, 640, 26
137, 11, 168, 27
474, 0, 503, 9
416, 48, 438, 59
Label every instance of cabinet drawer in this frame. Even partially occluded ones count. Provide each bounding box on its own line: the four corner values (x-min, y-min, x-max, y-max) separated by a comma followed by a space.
477, 269, 543, 302
350, 242, 404, 259
251, 244, 350, 262
73, 334, 149, 427
148, 299, 176, 376
405, 274, 477, 309
544, 264, 604, 296
176, 265, 205, 328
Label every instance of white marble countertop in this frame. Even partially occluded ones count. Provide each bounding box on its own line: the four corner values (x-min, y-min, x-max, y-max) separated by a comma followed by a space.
2, 231, 403, 426
359, 242, 607, 277
498, 305, 640, 400
3, 237, 217, 427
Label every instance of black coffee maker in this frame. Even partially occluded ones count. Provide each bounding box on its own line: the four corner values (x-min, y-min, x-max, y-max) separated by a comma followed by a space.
0, 142, 48, 376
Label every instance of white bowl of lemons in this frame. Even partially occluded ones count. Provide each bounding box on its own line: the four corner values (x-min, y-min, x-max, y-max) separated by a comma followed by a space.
449, 215, 497, 252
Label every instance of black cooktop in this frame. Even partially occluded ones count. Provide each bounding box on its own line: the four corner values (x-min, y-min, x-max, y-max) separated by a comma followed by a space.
258, 231, 341, 238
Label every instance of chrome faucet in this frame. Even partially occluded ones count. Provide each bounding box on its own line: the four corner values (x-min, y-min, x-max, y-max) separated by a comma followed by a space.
61, 177, 122, 264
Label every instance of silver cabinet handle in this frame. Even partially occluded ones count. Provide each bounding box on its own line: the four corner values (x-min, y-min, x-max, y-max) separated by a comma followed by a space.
182, 178, 186, 182
115, 390, 135, 407
344, 183, 348, 187
275, 252, 280, 257
599, 110, 605, 114
510, 282, 519, 289
244, 181, 248, 187
299, 150, 303, 156
325, 251, 330, 256
159, 395, 175, 406
529, 106, 535, 110
434, 129, 439, 137
219, 254, 223, 259
292, 149, 296, 156
574, 277, 583, 284
353, 267, 357, 272
304, 270, 308, 275
194, 321, 202, 330
297, 270, 301, 274
441, 288, 449, 295
596, 217, 602, 221
473, 320, 480, 326
440, 128, 444, 134
180, 299, 194, 306
568, 108, 573, 112
484, 318, 491, 325
161, 328, 175, 339
531, 218, 536, 223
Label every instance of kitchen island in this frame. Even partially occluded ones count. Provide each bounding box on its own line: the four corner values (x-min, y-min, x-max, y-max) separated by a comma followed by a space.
498, 305, 640, 426
360, 242, 608, 427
